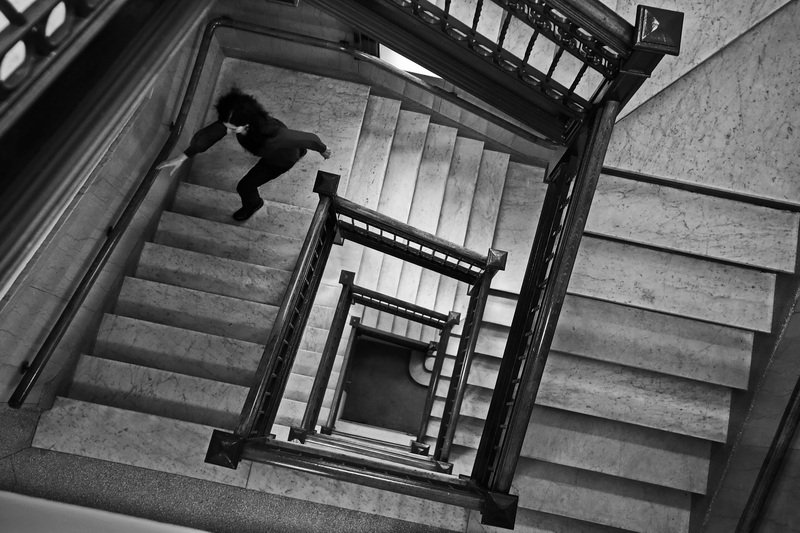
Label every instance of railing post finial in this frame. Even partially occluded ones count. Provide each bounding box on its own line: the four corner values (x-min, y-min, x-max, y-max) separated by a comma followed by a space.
486, 248, 507, 271
314, 171, 340, 197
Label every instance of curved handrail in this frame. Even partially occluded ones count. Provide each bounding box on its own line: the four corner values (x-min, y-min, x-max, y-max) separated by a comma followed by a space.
8, 14, 552, 408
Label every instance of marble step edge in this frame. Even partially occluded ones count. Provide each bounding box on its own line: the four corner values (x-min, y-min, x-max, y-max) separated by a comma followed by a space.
95, 313, 263, 387
136, 241, 293, 307
172, 181, 315, 240
68, 354, 313, 431
115, 277, 278, 345
512, 458, 691, 533
478, 293, 753, 390
32, 397, 468, 531
153, 211, 303, 272
424, 403, 710, 495
587, 173, 799, 273
428, 351, 731, 443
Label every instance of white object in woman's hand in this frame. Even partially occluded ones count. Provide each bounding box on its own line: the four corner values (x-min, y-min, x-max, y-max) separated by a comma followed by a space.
321, 149, 332, 160
156, 153, 188, 175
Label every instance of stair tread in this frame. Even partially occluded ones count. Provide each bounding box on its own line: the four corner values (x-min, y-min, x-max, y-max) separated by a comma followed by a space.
172, 181, 314, 239
360, 109, 430, 329
33, 397, 251, 486
569, 236, 775, 332
473, 293, 753, 389
69, 354, 249, 430
588, 173, 799, 272
137, 242, 292, 306
155, 211, 302, 270
432, 352, 731, 442
513, 459, 691, 533
95, 314, 262, 387
391, 123, 459, 334
116, 277, 278, 344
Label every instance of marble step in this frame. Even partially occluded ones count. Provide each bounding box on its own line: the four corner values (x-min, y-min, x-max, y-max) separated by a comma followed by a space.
32, 398, 448, 530
94, 314, 262, 387
409, 136, 486, 341
433, 292, 753, 391
513, 459, 691, 533
472, 295, 753, 389
588, 173, 799, 273
389, 123, 458, 334
282, 371, 337, 407
569, 236, 775, 332
68, 354, 313, 431
115, 277, 278, 344
154, 211, 302, 271
171, 181, 315, 239
424, 404, 709, 495
430, 352, 731, 442
33, 397, 252, 486
68, 354, 249, 430
136, 242, 291, 306
488, 161, 548, 294
359, 109, 430, 329
189, 61, 370, 210
466, 507, 633, 533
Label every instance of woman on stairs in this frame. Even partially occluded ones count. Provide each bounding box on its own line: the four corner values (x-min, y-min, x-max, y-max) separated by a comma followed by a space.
157, 87, 331, 221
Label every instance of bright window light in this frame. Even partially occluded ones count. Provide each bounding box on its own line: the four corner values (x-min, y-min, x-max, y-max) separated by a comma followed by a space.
379, 45, 440, 78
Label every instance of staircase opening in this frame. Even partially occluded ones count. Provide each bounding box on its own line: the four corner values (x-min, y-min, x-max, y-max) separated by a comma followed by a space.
340, 332, 428, 435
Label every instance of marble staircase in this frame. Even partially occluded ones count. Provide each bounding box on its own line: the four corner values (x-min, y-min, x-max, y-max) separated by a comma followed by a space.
28, 13, 800, 530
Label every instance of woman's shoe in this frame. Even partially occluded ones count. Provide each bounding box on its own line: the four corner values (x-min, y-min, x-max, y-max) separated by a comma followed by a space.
232, 199, 264, 221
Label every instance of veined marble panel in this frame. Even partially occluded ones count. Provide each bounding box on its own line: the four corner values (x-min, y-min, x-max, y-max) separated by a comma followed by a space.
570, 236, 775, 332
490, 162, 547, 293
136, 242, 291, 306
606, 2, 800, 204
32, 397, 251, 486
247, 462, 470, 531
154, 212, 302, 271
513, 460, 690, 533
616, 0, 791, 119
588, 174, 799, 272
172, 182, 314, 239
95, 314, 263, 387
116, 277, 277, 345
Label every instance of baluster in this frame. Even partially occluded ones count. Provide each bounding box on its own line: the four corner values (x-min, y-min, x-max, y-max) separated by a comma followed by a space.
291, 270, 355, 443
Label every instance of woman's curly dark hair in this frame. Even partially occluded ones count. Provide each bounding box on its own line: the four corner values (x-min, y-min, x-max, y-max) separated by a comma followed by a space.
215, 87, 283, 155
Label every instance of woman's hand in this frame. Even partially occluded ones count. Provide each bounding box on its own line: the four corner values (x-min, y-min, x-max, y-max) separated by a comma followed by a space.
321, 148, 332, 160
156, 153, 188, 175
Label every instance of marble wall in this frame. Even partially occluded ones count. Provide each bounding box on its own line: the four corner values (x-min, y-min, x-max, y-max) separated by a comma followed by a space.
0, 2, 221, 407
605, 0, 800, 204
614, 0, 791, 119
